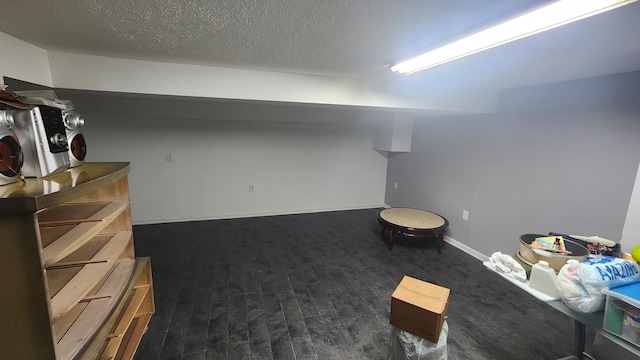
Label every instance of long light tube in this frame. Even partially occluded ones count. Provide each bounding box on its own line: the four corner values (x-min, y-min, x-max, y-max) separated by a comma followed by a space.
391, 0, 637, 74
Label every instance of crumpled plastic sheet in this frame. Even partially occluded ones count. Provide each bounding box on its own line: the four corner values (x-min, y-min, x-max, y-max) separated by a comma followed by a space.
388, 321, 448, 360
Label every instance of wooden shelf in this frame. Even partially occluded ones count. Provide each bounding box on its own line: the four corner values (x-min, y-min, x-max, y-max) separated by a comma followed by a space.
115, 312, 152, 360
0, 163, 154, 360
55, 258, 136, 360
75, 258, 154, 360
48, 231, 133, 320
101, 258, 154, 360
40, 201, 129, 266
0, 162, 131, 215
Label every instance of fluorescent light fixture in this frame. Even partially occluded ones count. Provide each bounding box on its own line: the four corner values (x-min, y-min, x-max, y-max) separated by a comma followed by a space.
391, 0, 637, 74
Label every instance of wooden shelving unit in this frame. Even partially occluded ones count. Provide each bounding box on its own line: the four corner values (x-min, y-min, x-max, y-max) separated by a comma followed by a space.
0, 162, 154, 360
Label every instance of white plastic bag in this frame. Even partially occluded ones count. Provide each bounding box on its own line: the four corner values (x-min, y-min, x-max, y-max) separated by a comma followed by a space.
388, 321, 448, 360
557, 256, 640, 313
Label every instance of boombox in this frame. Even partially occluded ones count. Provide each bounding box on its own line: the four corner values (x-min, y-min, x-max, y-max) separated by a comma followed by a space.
12, 105, 70, 178
0, 109, 23, 185
62, 110, 87, 167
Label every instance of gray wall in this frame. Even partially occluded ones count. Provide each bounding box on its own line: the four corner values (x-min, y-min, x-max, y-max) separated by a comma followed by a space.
385, 72, 640, 257
57, 92, 389, 224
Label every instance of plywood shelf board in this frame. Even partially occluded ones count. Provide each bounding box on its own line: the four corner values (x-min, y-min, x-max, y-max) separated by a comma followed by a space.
114, 316, 140, 360
46, 232, 131, 295
54, 302, 89, 343
55, 259, 135, 360
40, 225, 75, 248
50, 234, 112, 267
52, 232, 129, 267
115, 313, 151, 360
49, 232, 133, 320
42, 202, 129, 266
38, 202, 109, 224
48, 266, 83, 297
97, 259, 152, 360
50, 262, 116, 321
76, 259, 149, 360
48, 260, 109, 270
101, 285, 149, 358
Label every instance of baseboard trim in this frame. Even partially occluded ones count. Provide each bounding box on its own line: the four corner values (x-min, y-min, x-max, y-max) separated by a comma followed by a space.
132, 204, 387, 226
444, 235, 489, 262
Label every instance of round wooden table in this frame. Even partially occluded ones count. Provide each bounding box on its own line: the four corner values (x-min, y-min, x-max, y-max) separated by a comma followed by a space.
377, 208, 449, 253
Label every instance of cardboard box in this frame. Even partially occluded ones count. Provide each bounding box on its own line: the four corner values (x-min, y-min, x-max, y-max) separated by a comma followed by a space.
390, 275, 450, 343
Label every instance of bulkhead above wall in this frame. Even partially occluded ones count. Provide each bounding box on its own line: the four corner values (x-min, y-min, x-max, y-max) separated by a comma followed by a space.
373, 113, 414, 153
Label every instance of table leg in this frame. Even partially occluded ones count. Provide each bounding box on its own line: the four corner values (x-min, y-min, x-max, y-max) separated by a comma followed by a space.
381, 227, 394, 251
556, 321, 585, 360
437, 233, 444, 254
573, 320, 586, 359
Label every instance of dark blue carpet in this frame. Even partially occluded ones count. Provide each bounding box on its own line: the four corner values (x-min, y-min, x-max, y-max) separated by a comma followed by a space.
132, 208, 574, 360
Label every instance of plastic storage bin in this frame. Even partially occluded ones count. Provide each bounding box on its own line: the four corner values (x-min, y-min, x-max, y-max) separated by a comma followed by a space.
602, 280, 640, 347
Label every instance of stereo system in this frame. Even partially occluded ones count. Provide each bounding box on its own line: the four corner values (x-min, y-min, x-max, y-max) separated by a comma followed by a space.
12, 105, 71, 178
63, 110, 87, 167
0, 110, 23, 185
0, 89, 89, 184
0, 109, 89, 185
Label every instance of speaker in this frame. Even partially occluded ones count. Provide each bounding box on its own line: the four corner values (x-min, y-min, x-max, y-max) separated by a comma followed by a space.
63, 110, 87, 167
12, 105, 70, 178
0, 109, 23, 185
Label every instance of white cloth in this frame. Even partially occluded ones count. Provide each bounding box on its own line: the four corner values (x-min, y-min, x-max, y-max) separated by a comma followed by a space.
490, 251, 527, 282
569, 235, 617, 247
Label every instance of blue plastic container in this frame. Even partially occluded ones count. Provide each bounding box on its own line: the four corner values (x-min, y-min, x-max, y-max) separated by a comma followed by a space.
602, 280, 640, 346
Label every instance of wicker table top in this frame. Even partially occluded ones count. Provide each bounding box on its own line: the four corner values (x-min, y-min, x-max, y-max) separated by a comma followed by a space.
379, 207, 446, 229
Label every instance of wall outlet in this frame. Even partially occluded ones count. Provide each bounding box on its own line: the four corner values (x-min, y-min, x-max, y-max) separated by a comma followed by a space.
393, 182, 398, 189
249, 185, 254, 192
165, 153, 172, 163
462, 210, 469, 220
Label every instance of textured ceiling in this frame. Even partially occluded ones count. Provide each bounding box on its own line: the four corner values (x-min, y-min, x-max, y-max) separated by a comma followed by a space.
1, 0, 549, 78
2, 0, 640, 99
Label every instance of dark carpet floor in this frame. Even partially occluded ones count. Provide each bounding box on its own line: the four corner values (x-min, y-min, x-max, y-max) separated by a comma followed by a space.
131, 207, 575, 360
